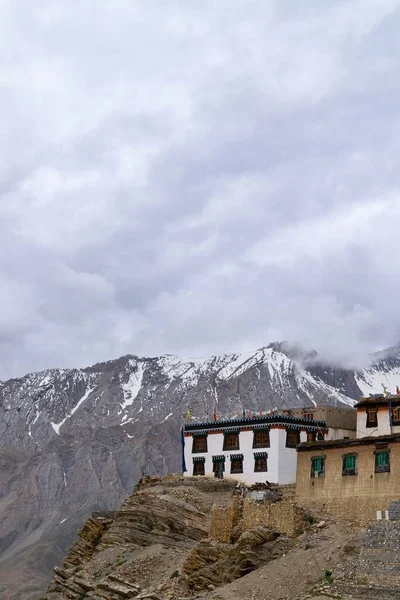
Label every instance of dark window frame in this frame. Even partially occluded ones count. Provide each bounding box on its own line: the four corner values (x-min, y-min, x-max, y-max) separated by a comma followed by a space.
307, 431, 316, 443
286, 429, 300, 448
254, 456, 268, 472
223, 432, 240, 451
392, 406, 400, 425
366, 408, 378, 428
192, 435, 208, 453
230, 457, 243, 474
253, 429, 270, 448
342, 453, 357, 476
193, 461, 205, 476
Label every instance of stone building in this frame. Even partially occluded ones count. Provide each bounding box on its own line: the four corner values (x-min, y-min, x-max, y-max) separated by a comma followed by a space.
295, 395, 400, 523
183, 413, 328, 485
282, 405, 356, 440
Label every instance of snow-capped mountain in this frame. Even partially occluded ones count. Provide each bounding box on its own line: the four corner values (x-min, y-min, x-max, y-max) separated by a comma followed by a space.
2, 341, 400, 599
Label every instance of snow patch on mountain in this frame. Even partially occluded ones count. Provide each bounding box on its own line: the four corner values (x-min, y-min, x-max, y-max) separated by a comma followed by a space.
119, 360, 144, 412
51, 386, 95, 434
355, 364, 400, 397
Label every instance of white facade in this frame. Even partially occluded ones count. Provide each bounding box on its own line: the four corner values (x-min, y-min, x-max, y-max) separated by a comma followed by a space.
356, 399, 400, 438
183, 416, 326, 485
326, 427, 356, 441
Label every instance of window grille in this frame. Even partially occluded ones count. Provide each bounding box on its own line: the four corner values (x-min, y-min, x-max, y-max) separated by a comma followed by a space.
342, 454, 357, 476
253, 429, 270, 448
392, 406, 400, 424
223, 432, 239, 451
192, 435, 207, 453
375, 450, 390, 473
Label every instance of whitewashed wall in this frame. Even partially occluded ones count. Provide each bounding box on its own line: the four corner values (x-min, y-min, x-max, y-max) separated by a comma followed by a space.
357, 409, 388, 438
326, 427, 356, 440
183, 427, 302, 485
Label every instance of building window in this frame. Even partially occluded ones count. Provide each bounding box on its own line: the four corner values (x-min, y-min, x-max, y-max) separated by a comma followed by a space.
192, 435, 207, 453
254, 453, 268, 472
317, 432, 325, 441
375, 450, 390, 473
230, 454, 243, 474
307, 431, 316, 442
366, 408, 378, 428
342, 454, 357, 476
304, 412, 314, 420
253, 429, 270, 448
223, 432, 239, 451
392, 406, 400, 425
192, 457, 205, 476
212, 456, 225, 479
193, 462, 205, 476
286, 429, 300, 448
311, 456, 325, 478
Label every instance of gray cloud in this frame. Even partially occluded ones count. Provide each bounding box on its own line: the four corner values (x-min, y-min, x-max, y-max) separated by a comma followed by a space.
1, 0, 400, 378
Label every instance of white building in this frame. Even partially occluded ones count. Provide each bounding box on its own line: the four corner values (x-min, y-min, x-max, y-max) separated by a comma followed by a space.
183, 414, 328, 485
356, 394, 400, 438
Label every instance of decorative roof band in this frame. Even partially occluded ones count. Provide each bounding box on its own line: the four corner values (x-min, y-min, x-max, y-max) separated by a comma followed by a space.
254, 452, 268, 458
192, 456, 206, 463
230, 454, 244, 461
212, 455, 226, 462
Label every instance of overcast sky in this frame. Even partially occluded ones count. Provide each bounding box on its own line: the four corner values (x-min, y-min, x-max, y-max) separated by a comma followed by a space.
1, 0, 400, 378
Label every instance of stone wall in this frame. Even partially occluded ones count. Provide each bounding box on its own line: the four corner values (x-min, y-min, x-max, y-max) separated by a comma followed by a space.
296, 442, 400, 525
209, 495, 241, 543
210, 496, 303, 542
242, 499, 303, 536
357, 520, 400, 588
289, 406, 356, 431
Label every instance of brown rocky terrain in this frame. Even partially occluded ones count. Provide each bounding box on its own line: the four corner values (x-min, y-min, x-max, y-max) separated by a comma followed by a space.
2, 341, 400, 598
40, 475, 387, 600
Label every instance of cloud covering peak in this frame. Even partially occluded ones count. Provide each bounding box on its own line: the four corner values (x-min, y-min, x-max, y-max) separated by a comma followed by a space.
1, 0, 400, 378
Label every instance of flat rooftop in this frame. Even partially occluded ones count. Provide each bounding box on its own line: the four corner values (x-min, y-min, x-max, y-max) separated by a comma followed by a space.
298, 432, 400, 451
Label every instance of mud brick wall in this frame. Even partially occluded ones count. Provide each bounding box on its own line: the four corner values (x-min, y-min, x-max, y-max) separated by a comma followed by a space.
357, 521, 400, 588
242, 499, 303, 536
209, 495, 241, 543
296, 443, 400, 525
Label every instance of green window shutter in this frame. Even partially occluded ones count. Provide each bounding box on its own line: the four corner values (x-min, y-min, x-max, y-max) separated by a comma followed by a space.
312, 457, 322, 471
344, 455, 356, 470
377, 451, 389, 466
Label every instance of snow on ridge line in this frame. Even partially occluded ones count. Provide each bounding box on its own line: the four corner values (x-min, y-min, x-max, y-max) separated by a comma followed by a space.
51, 386, 95, 435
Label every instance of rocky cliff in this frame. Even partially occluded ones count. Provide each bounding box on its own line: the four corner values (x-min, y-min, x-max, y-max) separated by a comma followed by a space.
1, 341, 400, 598
42, 476, 368, 600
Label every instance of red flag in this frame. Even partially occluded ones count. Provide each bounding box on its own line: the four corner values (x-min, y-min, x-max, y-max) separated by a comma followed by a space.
213, 408, 217, 422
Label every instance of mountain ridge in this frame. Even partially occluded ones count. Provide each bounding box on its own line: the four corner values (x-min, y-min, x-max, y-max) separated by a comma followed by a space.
1, 341, 400, 598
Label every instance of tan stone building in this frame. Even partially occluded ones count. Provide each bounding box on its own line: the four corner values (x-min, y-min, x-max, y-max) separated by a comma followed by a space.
283, 405, 356, 440
296, 395, 400, 524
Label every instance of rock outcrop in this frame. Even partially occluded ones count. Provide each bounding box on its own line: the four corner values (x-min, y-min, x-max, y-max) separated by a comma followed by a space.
44, 476, 303, 600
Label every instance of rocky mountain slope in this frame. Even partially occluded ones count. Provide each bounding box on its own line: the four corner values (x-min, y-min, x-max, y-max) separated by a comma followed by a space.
42, 475, 365, 600
1, 341, 400, 598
